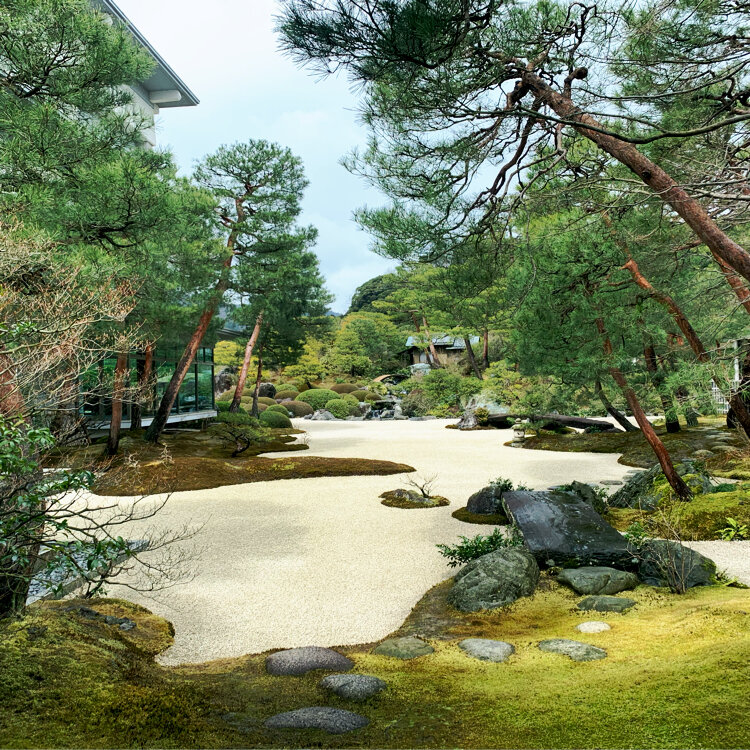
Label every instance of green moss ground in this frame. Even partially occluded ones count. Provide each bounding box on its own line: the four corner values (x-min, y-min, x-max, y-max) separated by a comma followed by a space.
451, 506, 509, 525
379, 491, 450, 509
3, 581, 749, 748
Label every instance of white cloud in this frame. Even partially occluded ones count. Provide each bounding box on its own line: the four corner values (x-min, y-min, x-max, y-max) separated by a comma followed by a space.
117, 0, 392, 310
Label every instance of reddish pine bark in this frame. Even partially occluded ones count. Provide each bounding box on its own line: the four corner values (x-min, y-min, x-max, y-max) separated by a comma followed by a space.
105, 352, 128, 457
0, 353, 26, 421
422, 315, 441, 367
229, 312, 264, 413
250, 347, 264, 419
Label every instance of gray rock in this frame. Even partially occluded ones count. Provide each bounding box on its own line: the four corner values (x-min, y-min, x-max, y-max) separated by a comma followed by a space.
266, 646, 354, 676
458, 638, 515, 663
575, 621, 611, 633
599, 479, 623, 486
310, 409, 336, 421
557, 567, 639, 595
319, 674, 386, 700
373, 636, 434, 659
577, 595, 636, 613
564, 481, 607, 514
538, 639, 607, 662
609, 462, 712, 509
448, 549, 539, 613
503, 491, 636, 569
638, 540, 717, 590
258, 382, 276, 399
264, 707, 368, 734
466, 485, 505, 515
693, 449, 714, 459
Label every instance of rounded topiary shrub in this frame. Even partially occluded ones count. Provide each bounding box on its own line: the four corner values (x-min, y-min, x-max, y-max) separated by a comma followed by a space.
275, 382, 298, 393
351, 389, 370, 401
258, 396, 277, 406
340, 393, 359, 405
275, 389, 299, 401
259, 409, 293, 428
216, 401, 249, 414
331, 383, 359, 394
216, 391, 234, 402
265, 403, 291, 415
325, 398, 353, 419
214, 410, 256, 426
364, 392, 380, 403
285, 401, 314, 417
295, 388, 339, 411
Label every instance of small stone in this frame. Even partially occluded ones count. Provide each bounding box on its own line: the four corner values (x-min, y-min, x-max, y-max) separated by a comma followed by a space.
319, 674, 386, 700
264, 707, 368, 734
538, 638, 607, 661
266, 646, 353, 676
557, 567, 639, 596
692, 449, 714, 458
577, 595, 636, 613
119, 620, 136, 631
599, 480, 623, 486
458, 638, 515, 663
575, 621, 611, 634
372, 636, 433, 659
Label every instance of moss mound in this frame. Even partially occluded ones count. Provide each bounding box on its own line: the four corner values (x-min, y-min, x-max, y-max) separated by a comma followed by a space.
274, 389, 299, 401
380, 490, 450, 508
216, 391, 233, 402
351, 389, 371, 401
295, 388, 339, 411
259, 410, 293, 429
451, 506, 509, 525
325, 398, 354, 419
264, 403, 291, 415
330, 383, 360, 394
257, 396, 277, 406
284, 400, 314, 418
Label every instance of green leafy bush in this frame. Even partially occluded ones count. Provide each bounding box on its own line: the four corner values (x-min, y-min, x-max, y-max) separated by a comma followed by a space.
216, 391, 233, 402
718, 518, 749, 540
340, 393, 359, 406
401, 390, 432, 417
210, 416, 269, 456
436, 526, 524, 568
265, 404, 291, 416
259, 410, 293, 428
214, 411, 254, 426
401, 370, 482, 409
331, 383, 359, 394
275, 382, 299, 392
364, 392, 380, 402
275, 390, 299, 401
258, 396, 277, 406
295, 388, 339, 410
285, 401, 314, 417
474, 407, 490, 425
325, 398, 353, 419
351, 389, 370, 401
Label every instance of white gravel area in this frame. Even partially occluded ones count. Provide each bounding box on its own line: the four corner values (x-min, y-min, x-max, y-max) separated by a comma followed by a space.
110, 419, 749, 665
685, 541, 750, 584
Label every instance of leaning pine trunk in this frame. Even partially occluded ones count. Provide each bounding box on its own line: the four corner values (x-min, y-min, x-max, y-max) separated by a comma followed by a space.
422, 315, 441, 367
105, 352, 128, 457
250, 347, 264, 419
644, 345, 681, 434
594, 377, 639, 432
229, 312, 264, 413
527, 72, 750, 284
464, 335, 483, 380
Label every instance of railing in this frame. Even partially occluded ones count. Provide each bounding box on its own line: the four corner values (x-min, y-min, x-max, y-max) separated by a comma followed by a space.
711, 380, 741, 414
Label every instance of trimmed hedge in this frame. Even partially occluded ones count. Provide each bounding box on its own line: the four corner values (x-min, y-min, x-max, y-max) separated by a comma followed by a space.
258, 396, 277, 406
364, 392, 380, 402
259, 409, 293, 428
214, 411, 256, 426
275, 383, 298, 392
265, 403, 291, 415
351, 390, 370, 401
285, 401, 314, 417
325, 398, 353, 419
341, 393, 359, 406
331, 383, 359, 394
275, 389, 299, 401
295, 388, 339, 411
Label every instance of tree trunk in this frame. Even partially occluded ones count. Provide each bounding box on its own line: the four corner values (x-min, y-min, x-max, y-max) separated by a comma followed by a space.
621, 256, 750, 436
50, 374, 89, 446
422, 315, 441, 367
130, 344, 154, 432
594, 316, 691, 500
594, 377, 639, 432
464, 335, 483, 379
105, 352, 128, 457
482, 329, 490, 370
229, 312, 263, 413
644, 344, 681, 433
0, 352, 26, 420
250, 347, 264, 419
527, 73, 750, 284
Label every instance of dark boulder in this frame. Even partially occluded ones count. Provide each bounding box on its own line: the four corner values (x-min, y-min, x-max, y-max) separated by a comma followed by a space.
577, 595, 636, 613
557, 567, 639, 596
637, 540, 717, 590
258, 382, 276, 399
466, 485, 506, 517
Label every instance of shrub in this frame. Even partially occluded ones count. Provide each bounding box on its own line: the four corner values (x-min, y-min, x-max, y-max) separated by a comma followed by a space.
295, 388, 339, 410
340, 393, 359, 406
265, 404, 291, 416
214, 410, 254, 426
258, 396, 277, 406
331, 383, 359, 394
259, 410, 293, 428
474, 407, 490, 425
216, 391, 234, 402
401, 389, 432, 417
325, 398, 353, 419
436, 526, 524, 567
216, 402, 248, 415
351, 389, 370, 401
275, 390, 299, 401
401, 370, 482, 409
364, 392, 380, 402
211, 416, 268, 456
285, 401, 314, 417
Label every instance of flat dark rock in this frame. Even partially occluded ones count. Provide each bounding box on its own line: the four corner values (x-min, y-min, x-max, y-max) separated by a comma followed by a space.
577, 595, 636, 613
502, 491, 636, 569
538, 638, 607, 662
265, 646, 354, 676
264, 706, 368, 734
319, 674, 386, 700
557, 566, 639, 595
372, 636, 434, 659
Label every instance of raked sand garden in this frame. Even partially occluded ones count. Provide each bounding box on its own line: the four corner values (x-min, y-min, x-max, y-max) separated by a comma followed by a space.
113, 418, 748, 665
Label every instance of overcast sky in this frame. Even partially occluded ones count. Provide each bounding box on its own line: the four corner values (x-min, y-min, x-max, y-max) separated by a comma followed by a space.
116, 0, 394, 312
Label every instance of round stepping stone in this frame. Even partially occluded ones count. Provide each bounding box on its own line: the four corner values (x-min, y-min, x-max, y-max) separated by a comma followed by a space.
458, 638, 515, 663
557, 567, 639, 596
577, 595, 636, 613
264, 706, 368, 734
266, 647, 353, 676
319, 673, 386, 700
372, 636, 433, 659
576, 621, 611, 634
538, 638, 607, 662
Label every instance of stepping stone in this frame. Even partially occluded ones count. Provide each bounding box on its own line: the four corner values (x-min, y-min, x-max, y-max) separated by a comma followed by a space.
538, 639, 607, 662
502, 491, 635, 569
576, 621, 611, 634
372, 636, 433, 659
266, 646, 353, 676
599, 480, 623, 486
577, 595, 635, 613
319, 674, 386, 700
264, 707, 368, 734
557, 567, 639, 595
458, 638, 515, 663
